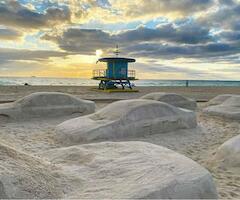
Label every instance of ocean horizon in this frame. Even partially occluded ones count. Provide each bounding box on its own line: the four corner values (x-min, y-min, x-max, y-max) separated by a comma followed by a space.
0, 77, 240, 87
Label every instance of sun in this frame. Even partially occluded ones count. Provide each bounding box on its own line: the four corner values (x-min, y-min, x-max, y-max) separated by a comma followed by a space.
96, 49, 103, 58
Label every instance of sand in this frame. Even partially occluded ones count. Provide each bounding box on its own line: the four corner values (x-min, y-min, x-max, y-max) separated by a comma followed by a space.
140, 92, 197, 110
1, 85, 240, 102
0, 86, 240, 199
0, 92, 95, 121
56, 99, 197, 145
39, 141, 217, 199
210, 134, 240, 169
204, 95, 240, 120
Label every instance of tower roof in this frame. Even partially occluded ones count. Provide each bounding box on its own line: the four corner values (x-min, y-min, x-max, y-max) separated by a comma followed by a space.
98, 57, 136, 63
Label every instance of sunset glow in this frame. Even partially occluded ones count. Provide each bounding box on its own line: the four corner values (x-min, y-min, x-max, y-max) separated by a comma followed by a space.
0, 0, 239, 79
96, 49, 103, 58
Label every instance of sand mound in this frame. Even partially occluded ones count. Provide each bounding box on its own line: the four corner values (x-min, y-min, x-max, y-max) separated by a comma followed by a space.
222, 95, 240, 107
212, 134, 240, 169
0, 142, 65, 199
40, 141, 218, 199
206, 94, 238, 106
0, 140, 217, 199
203, 96, 240, 120
0, 92, 95, 120
140, 92, 197, 110
56, 99, 197, 145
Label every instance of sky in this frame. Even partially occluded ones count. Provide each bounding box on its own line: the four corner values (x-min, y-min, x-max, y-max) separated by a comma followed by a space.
0, 0, 240, 80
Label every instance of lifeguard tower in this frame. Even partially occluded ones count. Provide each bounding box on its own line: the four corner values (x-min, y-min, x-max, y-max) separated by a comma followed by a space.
92, 46, 138, 92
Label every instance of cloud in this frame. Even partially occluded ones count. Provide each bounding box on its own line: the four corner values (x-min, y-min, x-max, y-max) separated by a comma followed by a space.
0, 0, 70, 29
219, 31, 240, 42
0, 47, 76, 76
41, 19, 240, 62
218, 0, 236, 5
42, 20, 213, 55
125, 42, 240, 60
0, 60, 44, 73
118, 22, 212, 44
110, 0, 214, 20
0, 0, 240, 79
136, 62, 218, 78
198, 0, 240, 30
0, 48, 70, 62
42, 28, 115, 54
44, 0, 215, 24
0, 27, 22, 40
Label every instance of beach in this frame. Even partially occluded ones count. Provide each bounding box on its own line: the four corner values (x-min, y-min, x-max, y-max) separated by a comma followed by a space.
0, 86, 240, 198
1, 0, 240, 198
1, 85, 240, 102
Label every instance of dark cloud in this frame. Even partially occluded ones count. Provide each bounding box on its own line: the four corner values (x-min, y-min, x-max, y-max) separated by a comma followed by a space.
136, 62, 225, 79
0, 60, 44, 73
232, 21, 240, 31
124, 42, 240, 60
0, 27, 22, 40
201, 54, 240, 64
0, 47, 71, 73
219, 31, 240, 41
42, 21, 213, 55
42, 28, 115, 53
198, 0, 240, 30
118, 22, 212, 44
41, 21, 240, 62
0, 48, 70, 62
218, 0, 236, 5
0, 0, 70, 29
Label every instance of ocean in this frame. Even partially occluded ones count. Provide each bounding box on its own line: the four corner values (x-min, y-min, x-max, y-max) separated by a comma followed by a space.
0, 77, 240, 87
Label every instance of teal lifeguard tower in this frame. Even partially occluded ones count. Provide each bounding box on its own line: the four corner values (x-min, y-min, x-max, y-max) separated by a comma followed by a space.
92, 46, 138, 92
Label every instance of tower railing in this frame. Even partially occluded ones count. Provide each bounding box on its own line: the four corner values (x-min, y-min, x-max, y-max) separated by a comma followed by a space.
128, 70, 136, 78
92, 69, 106, 78
92, 69, 136, 79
